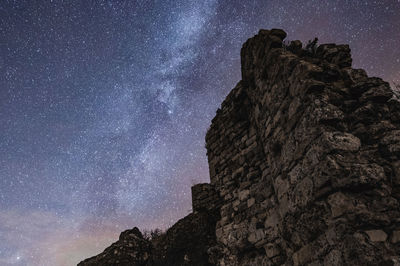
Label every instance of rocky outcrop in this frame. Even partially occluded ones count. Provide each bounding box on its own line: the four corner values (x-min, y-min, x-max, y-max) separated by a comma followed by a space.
78, 227, 151, 266
79, 29, 400, 265
78, 209, 219, 266
205, 28, 400, 265
150, 210, 219, 266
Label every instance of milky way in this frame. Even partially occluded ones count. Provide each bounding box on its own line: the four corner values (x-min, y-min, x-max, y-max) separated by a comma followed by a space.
1, 1, 399, 265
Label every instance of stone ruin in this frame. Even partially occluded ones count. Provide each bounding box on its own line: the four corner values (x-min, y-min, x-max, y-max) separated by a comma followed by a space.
79, 29, 400, 265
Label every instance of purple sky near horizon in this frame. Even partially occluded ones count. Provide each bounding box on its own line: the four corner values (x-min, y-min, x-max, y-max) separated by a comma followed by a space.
0, 0, 399, 265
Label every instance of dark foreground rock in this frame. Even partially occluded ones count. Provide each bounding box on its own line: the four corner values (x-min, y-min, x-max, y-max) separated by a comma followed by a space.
150, 210, 219, 266
78, 227, 150, 266
79, 210, 219, 266
79, 29, 400, 265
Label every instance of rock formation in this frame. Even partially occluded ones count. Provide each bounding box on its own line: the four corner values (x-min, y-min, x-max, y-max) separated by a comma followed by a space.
79, 29, 400, 265
78, 227, 151, 265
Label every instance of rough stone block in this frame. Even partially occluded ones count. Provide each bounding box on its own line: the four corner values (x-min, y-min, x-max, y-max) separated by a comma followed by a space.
365, 230, 388, 242
391, 231, 400, 244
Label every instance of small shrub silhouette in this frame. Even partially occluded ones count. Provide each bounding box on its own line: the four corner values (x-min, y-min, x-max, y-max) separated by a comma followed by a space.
305, 37, 319, 55
143, 228, 164, 241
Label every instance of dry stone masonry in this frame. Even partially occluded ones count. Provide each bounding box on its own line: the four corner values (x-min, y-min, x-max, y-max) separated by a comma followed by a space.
79, 29, 400, 265
191, 183, 222, 213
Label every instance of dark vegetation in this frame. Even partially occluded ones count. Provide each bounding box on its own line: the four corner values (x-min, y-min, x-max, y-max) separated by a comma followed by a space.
143, 228, 164, 241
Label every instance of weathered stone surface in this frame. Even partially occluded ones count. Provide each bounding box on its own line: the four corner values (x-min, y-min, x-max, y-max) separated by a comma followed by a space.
204, 28, 400, 265
392, 231, 400, 243
192, 183, 221, 213
150, 211, 219, 266
78, 227, 151, 266
365, 230, 388, 242
79, 210, 219, 266
80, 29, 400, 265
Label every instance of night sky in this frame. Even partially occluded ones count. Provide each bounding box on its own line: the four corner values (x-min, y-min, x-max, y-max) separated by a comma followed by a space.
0, 0, 399, 265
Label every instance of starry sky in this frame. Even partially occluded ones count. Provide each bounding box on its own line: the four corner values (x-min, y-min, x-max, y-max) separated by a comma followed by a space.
0, 0, 399, 265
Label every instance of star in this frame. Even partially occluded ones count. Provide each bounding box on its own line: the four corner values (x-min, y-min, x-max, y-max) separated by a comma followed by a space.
0, 1, 399, 265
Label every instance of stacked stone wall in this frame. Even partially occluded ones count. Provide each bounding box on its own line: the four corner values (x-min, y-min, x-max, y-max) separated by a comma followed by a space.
191, 183, 221, 213
205, 29, 400, 265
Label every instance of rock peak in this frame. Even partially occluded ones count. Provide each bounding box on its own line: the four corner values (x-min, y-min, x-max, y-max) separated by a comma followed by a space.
119, 227, 143, 241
